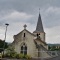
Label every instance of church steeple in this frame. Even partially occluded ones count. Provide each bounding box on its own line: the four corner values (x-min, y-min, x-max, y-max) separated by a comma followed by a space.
33, 10, 45, 42
34, 11, 44, 33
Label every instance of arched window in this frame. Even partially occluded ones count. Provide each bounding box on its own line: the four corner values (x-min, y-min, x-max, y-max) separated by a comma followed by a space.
37, 33, 40, 38
37, 33, 38, 37
21, 43, 27, 55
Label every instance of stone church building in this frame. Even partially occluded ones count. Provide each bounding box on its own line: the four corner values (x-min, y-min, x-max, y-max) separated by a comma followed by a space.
11, 13, 54, 58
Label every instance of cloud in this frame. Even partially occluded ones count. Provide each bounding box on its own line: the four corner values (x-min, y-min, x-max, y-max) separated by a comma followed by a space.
41, 7, 60, 28
0, 0, 60, 14
45, 7, 60, 15
0, 11, 33, 23
45, 26, 60, 44
0, 28, 5, 40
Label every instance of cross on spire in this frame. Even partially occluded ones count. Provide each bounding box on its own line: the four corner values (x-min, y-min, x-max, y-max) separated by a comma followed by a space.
39, 8, 40, 13
23, 24, 27, 29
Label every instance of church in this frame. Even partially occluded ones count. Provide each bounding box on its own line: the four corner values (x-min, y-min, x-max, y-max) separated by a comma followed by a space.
10, 12, 55, 58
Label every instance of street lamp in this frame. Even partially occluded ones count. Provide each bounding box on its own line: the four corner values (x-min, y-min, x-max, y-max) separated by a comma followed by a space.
3, 23, 9, 56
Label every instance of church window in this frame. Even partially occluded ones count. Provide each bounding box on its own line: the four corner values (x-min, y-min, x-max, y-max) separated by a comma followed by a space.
24, 33, 25, 37
39, 33, 40, 35
37, 33, 39, 38
37, 33, 40, 38
37, 34, 38, 37
21, 44, 27, 55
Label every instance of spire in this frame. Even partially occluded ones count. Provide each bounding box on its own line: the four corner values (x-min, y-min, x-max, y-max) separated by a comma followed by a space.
39, 8, 40, 14
34, 10, 44, 33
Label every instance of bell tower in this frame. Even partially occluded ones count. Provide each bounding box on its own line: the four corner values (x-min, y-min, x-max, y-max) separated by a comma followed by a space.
33, 10, 45, 42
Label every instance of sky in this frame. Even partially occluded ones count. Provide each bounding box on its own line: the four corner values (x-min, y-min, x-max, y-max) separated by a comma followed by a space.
0, 0, 60, 44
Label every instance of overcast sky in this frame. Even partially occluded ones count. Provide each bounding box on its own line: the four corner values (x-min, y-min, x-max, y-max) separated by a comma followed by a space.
0, 0, 60, 44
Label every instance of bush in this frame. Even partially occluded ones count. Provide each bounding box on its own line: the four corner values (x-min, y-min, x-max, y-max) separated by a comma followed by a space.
0, 53, 2, 58
18, 54, 24, 59
10, 52, 17, 58
3, 50, 17, 58
16, 54, 31, 59
16, 54, 19, 59
25, 55, 31, 59
2, 48, 32, 59
4, 53, 10, 58
16, 53, 24, 59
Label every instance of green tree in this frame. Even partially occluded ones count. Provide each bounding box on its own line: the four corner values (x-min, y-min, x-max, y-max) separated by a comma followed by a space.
0, 39, 8, 52
5, 46, 17, 58
48, 45, 60, 51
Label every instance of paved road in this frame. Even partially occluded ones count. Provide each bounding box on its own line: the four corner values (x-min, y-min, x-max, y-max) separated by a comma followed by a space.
0, 56, 60, 60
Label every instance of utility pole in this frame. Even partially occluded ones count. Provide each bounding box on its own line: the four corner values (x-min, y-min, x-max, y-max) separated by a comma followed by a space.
3, 23, 9, 57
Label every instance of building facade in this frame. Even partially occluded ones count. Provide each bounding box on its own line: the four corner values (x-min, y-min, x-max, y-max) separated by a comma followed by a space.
11, 13, 53, 58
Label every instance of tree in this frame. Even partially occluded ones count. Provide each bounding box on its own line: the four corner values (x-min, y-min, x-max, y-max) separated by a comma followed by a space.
0, 39, 8, 52
48, 45, 60, 51
5, 46, 17, 58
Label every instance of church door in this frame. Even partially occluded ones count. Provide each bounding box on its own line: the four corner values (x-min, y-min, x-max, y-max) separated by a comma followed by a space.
21, 44, 27, 55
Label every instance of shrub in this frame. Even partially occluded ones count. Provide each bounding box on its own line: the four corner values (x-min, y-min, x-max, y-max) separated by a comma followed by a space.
19, 54, 24, 59
10, 52, 17, 58
16, 54, 31, 59
16, 53, 24, 59
0, 53, 2, 58
4, 53, 10, 58
25, 55, 31, 59
16, 54, 19, 59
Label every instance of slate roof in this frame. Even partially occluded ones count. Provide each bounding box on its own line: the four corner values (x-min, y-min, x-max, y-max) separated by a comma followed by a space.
34, 39, 52, 57
34, 13, 44, 33
34, 37, 47, 45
